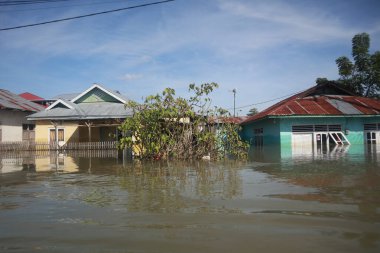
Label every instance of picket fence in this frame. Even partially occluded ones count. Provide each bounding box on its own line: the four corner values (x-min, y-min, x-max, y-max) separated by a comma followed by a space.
0, 141, 118, 152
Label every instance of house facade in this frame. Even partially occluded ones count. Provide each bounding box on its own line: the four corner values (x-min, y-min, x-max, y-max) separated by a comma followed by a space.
240, 83, 380, 158
27, 84, 133, 145
0, 89, 45, 142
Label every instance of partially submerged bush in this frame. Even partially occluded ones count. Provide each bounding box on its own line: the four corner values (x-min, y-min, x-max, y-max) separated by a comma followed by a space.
118, 83, 248, 160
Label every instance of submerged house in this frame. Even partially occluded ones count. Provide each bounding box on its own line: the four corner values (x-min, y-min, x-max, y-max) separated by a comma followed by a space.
27, 84, 132, 146
240, 83, 380, 157
0, 89, 45, 142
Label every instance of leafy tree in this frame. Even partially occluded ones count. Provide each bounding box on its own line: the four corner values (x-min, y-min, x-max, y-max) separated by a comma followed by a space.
118, 83, 249, 160
335, 33, 380, 97
247, 107, 259, 116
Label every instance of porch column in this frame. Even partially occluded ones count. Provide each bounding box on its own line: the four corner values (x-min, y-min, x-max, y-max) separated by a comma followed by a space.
51, 120, 59, 150
85, 121, 93, 142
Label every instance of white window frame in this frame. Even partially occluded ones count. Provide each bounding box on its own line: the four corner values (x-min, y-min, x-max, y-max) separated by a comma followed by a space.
364, 131, 378, 144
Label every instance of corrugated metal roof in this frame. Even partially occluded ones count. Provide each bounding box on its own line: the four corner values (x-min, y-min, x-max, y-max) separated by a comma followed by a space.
242, 83, 380, 125
28, 84, 132, 120
19, 92, 44, 101
0, 89, 45, 112
51, 93, 79, 100
27, 101, 133, 120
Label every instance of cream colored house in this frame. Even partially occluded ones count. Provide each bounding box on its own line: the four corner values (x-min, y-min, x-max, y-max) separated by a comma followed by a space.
27, 84, 132, 145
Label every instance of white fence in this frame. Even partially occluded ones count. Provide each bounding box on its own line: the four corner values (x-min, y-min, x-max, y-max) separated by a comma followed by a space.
0, 141, 118, 151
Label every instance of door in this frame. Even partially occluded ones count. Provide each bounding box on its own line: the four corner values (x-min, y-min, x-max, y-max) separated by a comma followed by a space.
292, 133, 313, 157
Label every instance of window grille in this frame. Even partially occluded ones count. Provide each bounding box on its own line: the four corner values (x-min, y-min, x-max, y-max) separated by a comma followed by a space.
292, 124, 342, 133
292, 125, 314, 132
364, 123, 378, 131
328, 125, 341, 131
314, 125, 328, 131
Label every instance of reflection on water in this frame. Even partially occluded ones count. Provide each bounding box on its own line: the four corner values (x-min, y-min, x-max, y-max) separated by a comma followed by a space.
0, 146, 379, 252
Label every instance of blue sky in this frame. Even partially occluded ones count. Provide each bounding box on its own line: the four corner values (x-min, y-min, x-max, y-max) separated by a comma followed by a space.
1, 0, 380, 115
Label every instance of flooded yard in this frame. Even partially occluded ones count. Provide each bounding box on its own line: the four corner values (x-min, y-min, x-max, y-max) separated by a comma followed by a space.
0, 147, 380, 252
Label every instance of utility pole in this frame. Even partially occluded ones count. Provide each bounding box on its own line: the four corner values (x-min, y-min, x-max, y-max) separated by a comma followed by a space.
232, 88, 236, 117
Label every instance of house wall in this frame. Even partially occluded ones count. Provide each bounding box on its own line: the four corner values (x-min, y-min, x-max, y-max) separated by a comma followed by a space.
35, 120, 80, 143
279, 116, 380, 145
35, 121, 118, 143
241, 118, 280, 145
241, 116, 380, 155
78, 126, 102, 142
0, 110, 31, 142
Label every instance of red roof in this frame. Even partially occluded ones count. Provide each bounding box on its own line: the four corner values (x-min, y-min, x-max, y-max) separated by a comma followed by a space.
19, 92, 44, 101
241, 83, 380, 125
0, 89, 45, 112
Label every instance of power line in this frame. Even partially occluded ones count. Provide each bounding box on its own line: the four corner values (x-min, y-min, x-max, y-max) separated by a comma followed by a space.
226, 90, 302, 111
0, 0, 175, 31
0, 0, 75, 6
0, 0, 132, 12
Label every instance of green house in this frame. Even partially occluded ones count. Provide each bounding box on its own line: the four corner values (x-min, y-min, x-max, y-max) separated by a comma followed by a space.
240, 83, 380, 159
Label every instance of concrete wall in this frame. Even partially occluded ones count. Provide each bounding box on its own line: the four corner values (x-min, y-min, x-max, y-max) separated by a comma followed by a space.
279, 116, 380, 145
0, 110, 31, 142
241, 118, 280, 145
35, 121, 117, 143
35, 120, 80, 143
241, 115, 380, 152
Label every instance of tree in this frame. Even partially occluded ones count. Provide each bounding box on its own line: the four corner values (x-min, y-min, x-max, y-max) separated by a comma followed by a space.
118, 83, 249, 160
335, 33, 380, 97
246, 107, 259, 116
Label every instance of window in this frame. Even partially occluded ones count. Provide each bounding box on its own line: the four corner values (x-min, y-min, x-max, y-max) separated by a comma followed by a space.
22, 124, 35, 141
364, 123, 379, 145
49, 129, 64, 142
22, 124, 35, 131
366, 132, 377, 144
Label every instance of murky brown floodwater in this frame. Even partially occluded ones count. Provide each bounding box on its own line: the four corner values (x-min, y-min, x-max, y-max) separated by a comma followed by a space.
0, 147, 380, 253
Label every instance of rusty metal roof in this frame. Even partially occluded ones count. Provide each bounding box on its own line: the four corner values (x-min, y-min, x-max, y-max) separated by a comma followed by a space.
241, 83, 380, 125
0, 89, 45, 112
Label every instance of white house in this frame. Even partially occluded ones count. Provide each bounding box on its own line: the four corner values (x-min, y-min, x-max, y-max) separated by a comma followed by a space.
0, 89, 45, 142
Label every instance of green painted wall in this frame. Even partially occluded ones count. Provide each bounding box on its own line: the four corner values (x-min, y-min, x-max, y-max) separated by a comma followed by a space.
279, 117, 365, 145
241, 118, 280, 145
241, 115, 380, 147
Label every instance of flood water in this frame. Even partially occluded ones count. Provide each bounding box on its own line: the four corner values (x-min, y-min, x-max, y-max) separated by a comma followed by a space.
0, 147, 380, 253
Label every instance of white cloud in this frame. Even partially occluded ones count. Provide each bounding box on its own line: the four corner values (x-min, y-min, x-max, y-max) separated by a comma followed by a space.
217, 0, 355, 43
120, 73, 143, 81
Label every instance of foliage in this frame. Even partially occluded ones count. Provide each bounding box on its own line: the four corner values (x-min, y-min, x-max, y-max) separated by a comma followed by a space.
118, 83, 249, 160
334, 33, 380, 97
246, 107, 259, 116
